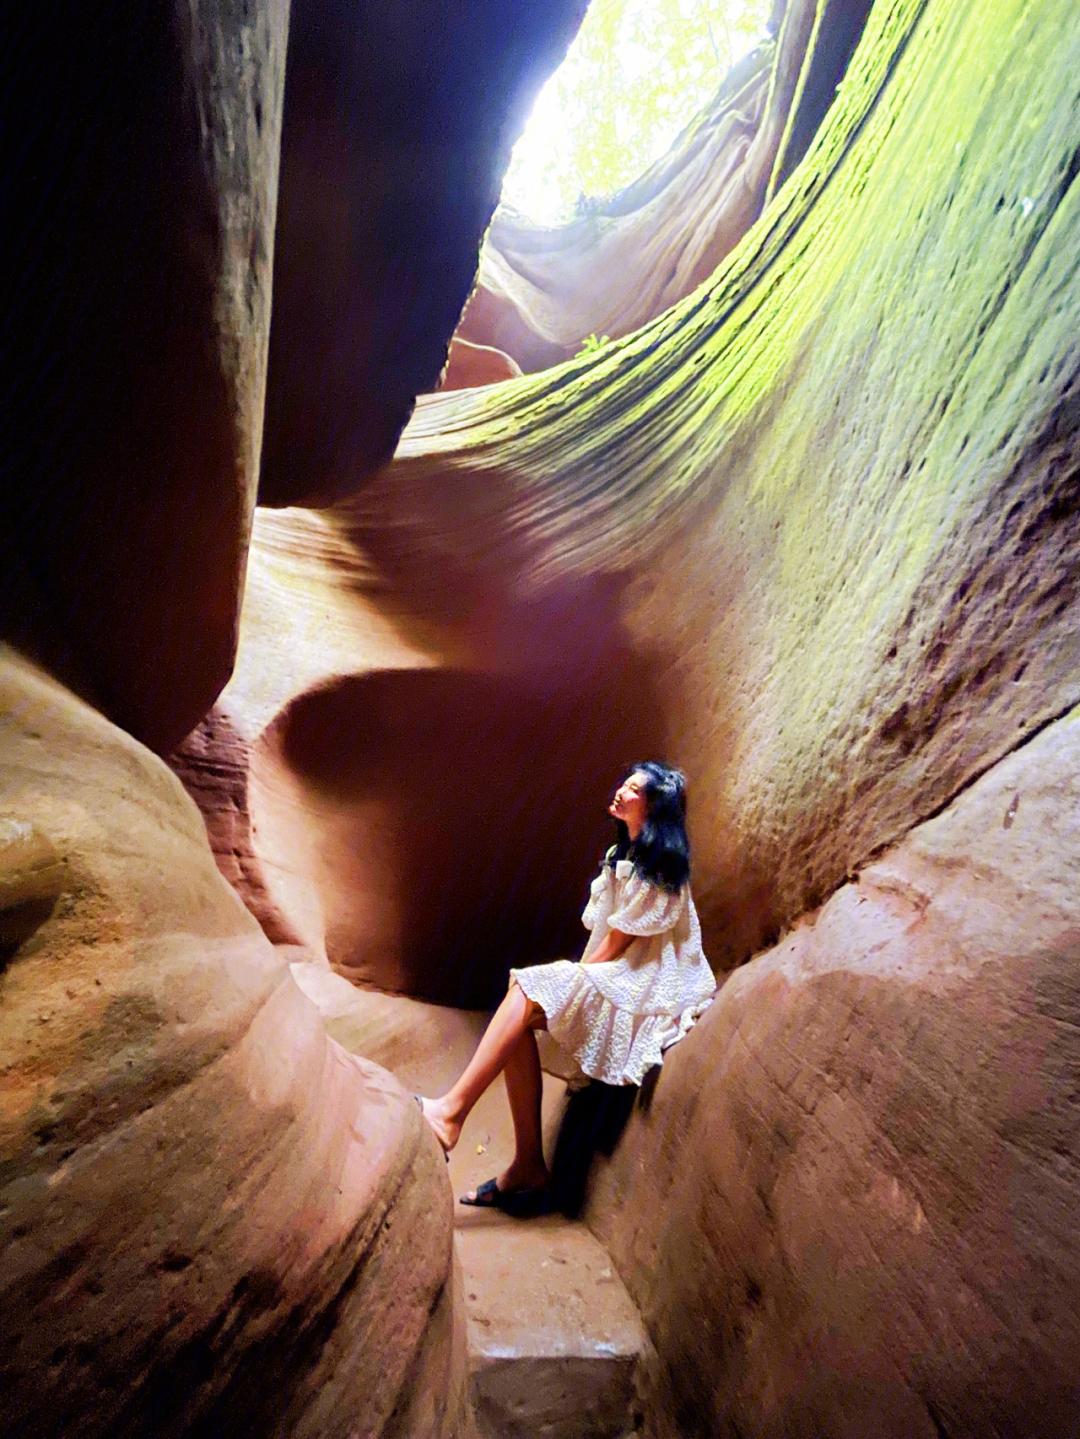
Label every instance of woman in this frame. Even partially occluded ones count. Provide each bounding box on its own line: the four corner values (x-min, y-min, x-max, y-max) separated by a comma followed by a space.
419, 762, 714, 1211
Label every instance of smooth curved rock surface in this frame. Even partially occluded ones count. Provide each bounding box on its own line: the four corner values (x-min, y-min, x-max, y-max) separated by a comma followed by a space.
180, 0, 1080, 1008
438, 336, 524, 391
0, 649, 470, 1438
0, 0, 287, 753
349, 0, 1080, 975
586, 704, 1080, 1438
172, 504, 666, 1007
259, 0, 589, 505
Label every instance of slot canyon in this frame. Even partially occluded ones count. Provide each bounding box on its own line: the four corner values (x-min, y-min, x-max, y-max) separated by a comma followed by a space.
2, 0, 1080, 1434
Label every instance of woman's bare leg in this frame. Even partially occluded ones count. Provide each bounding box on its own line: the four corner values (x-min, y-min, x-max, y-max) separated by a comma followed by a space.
421, 982, 546, 1182
487, 1026, 547, 1193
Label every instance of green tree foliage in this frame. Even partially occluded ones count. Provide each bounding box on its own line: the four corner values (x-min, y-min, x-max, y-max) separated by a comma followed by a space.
503, 0, 771, 223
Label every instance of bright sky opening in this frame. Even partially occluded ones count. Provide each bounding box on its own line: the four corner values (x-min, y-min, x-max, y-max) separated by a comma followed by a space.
501, 0, 773, 226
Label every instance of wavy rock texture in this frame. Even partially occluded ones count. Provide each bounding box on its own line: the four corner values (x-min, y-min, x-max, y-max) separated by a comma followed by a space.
184, 0, 1080, 1007
174, 506, 660, 1006
197, 1, 1080, 1424
339, 0, 1080, 973
0, 650, 470, 1439
587, 706, 1080, 1438
455, 0, 875, 373
0, 0, 590, 745
17, 0, 1079, 1430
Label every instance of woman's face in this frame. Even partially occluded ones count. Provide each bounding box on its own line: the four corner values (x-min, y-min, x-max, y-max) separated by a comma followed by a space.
609, 770, 649, 837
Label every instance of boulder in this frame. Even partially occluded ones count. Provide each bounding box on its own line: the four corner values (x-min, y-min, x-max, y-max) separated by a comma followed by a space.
0, 649, 471, 1438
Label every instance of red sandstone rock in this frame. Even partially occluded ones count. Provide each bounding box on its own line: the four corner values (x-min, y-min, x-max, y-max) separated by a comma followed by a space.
169, 505, 666, 1007
259, 0, 589, 505
169, 705, 303, 947
438, 336, 524, 391
0, 0, 590, 745
587, 707, 1080, 1437
0, 650, 472, 1438
0, 1, 287, 753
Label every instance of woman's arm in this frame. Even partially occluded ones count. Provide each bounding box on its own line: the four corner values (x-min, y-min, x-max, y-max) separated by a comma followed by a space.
582, 926, 633, 965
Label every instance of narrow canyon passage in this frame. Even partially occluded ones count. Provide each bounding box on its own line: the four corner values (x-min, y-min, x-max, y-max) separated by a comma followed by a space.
4, 0, 1080, 1435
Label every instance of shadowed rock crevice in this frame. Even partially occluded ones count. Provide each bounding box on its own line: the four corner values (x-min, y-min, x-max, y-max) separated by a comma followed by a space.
768, 0, 878, 196
255, 650, 665, 1007
170, 705, 304, 947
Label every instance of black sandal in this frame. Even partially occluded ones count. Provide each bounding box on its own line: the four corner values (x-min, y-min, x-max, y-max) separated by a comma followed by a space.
415, 1094, 451, 1162
459, 1177, 547, 1217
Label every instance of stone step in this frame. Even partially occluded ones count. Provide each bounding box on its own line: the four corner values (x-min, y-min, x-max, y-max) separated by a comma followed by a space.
455, 1213, 645, 1439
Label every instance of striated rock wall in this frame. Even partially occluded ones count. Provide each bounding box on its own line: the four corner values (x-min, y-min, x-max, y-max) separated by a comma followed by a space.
0, 649, 470, 1438
358, 0, 1080, 973
186, 0, 1080, 1007
268, 0, 1079, 1426
8, 0, 1080, 1431
454, 0, 875, 375
169, 705, 305, 948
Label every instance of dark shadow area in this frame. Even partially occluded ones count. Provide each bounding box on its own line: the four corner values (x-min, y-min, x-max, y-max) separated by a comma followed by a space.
0, 1, 266, 753
771, 0, 876, 193
546, 1075, 651, 1219
260, 0, 587, 505
268, 654, 665, 1008
0, 897, 59, 972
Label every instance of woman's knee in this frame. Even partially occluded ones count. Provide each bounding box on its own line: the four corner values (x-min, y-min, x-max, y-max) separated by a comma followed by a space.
509, 981, 547, 1030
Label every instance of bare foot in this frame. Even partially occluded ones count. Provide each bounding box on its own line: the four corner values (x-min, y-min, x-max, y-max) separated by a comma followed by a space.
417, 1095, 460, 1154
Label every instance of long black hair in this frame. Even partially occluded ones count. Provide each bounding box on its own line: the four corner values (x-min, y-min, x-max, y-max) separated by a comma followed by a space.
607, 761, 690, 893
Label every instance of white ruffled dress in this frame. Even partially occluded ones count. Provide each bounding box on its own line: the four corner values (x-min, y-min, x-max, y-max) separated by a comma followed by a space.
510, 857, 715, 1087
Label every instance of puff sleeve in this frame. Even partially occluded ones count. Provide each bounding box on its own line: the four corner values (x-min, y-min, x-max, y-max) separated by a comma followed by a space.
607, 872, 687, 936
582, 865, 613, 931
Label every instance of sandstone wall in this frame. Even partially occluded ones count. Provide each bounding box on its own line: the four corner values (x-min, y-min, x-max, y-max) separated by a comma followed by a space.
194, 509, 666, 1005
10, 0, 1078, 1430
358, 0, 1080, 973
193, 0, 1080, 1014
587, 705, 1080, 1438
2, 4, 604, 1427
0, 650, 471, 1437
295, 0, 1080, 1427
0, 0, 287, 753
